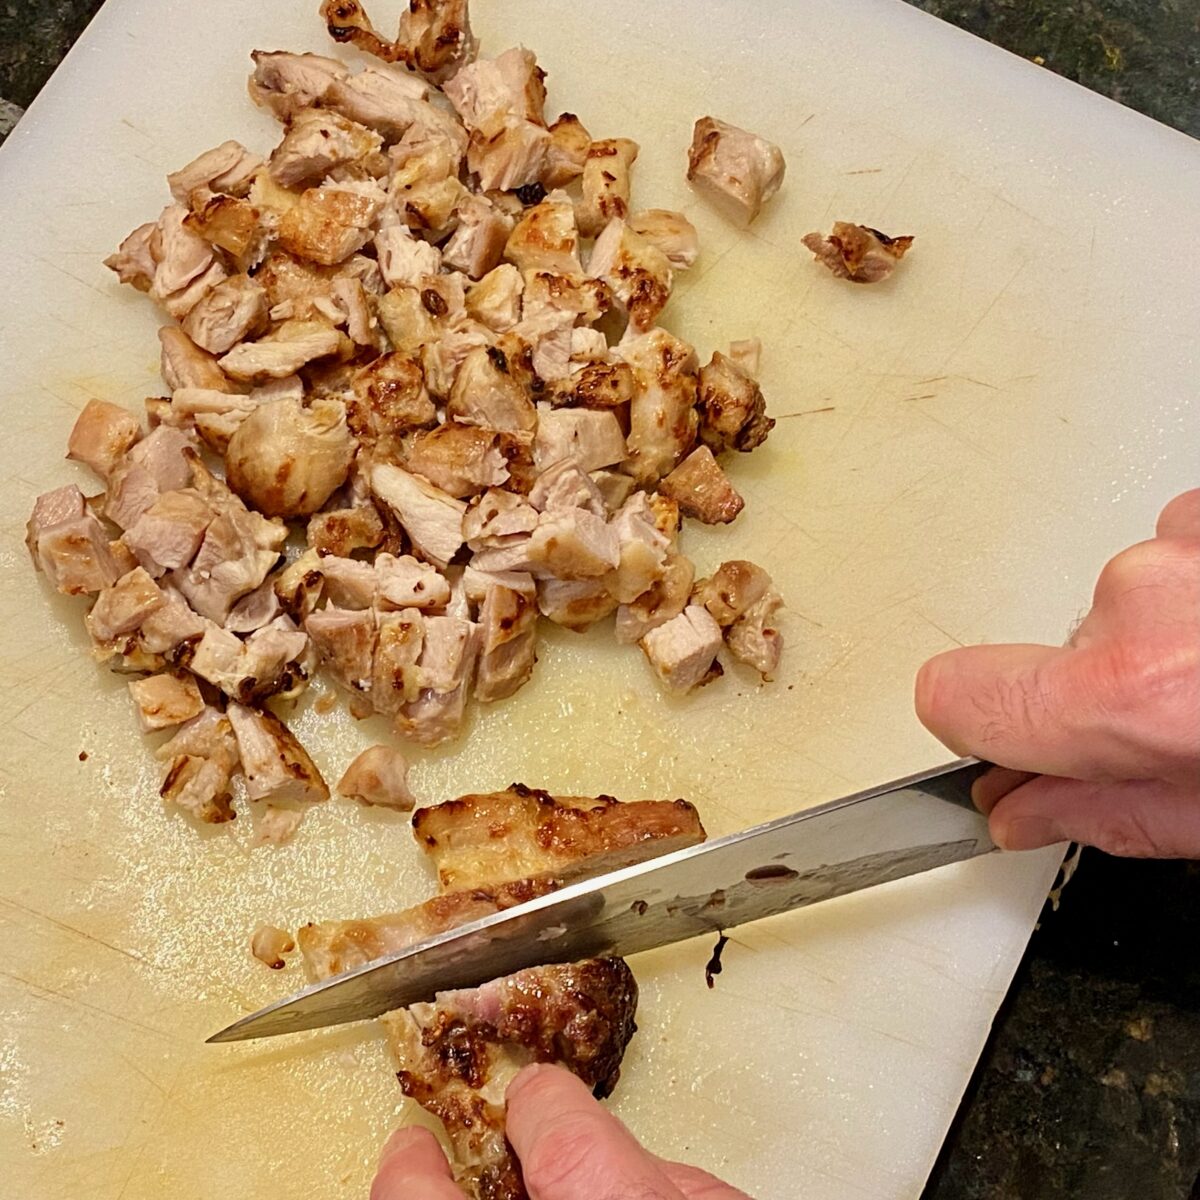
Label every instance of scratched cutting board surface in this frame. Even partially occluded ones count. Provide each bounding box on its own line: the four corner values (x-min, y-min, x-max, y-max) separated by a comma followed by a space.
1, 1, 1197, 1197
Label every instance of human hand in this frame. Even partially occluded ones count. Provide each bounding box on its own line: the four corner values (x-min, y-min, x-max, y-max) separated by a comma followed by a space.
915, 489, 1200, 857
371, 1063, 752, 1199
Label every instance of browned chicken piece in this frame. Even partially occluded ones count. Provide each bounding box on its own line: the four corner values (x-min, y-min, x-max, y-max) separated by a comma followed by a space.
123, 488, 214, 573
474, 575, 538, 702
691, 559, 772, 627
277, 180, 385, 265
219, 319, 349, 382
578, 138, 639, 238
328, 64, 456, 146
150, 204, 222, 312
617, 327, 699, 483
509, 308, 573, 384
383, 126, 468, 237
247, 50, 349, 121
268, 109, 383, 188
256, 248, 377, 321
85, 567, 165, 643
385, 958, 638, 1200
542, 112, 591, 187
273, 548, 326, 621
347, 351, 437, 448
568, 326, 608, 365
802, 222, 914, 283
319, 555, 378, 609
181, 274, 269, 355
103, 222, 157, 292
639, 604, 723, 691
421, 312, 494, 399
442, 194, 513, 279
26, 485, 121, 596
225, 577, 284, 633
446, 345, 536, 435
227, 701, 329, 806
528, 506, 620, 580
550, 360, 636, 412
726, 337, 761, 377
307, 503, 385, 557
533, 408, 626, 474
158, 326, 237, 393
329, 276, 377, 346
696, 350, 774, 454
66, 399, 141, 482
614, 551, 694, 644
306, 606, 378, 696
368, 609, 424, 712
467, 116, 551, 192
588, 469, 634, 511
375, 552, 451, 610
250, 924, 295, 970
465, 263, 523, 331
726, 587, 783, 679
104, 463, 160, 532
402, 421, 513, 498
395, 614, 480, 745
183, 193, 273, 270
371, 461, 467, 568
628, 209, 699, 270
527, 458, 605, 516
182, 617, 309, 703
658, 445, 744, 525
414, 785, 706, 892
136, 585, 207, 655
225, 397, 355, 518
686, 116, 786, 225
321, 0, 478, 83
157, 706, 240, 824
125, 425, 195, 495
607, 492, 670, 605
520, 270, 610, 327
164, 388, 257, 454
536, 576, 618, 631
504, 191, 581, 275
127, 671, 205, 732
174, 508, 284, 623
167, 139, 262, 204
588, 218, 672, 332
443, 47, 545, 130
337, 744, 415, 809
463, 488, 539, 550
374, 223, 441, 288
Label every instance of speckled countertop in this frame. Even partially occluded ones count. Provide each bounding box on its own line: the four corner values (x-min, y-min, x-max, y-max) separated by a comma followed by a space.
2, 3, 1198, 1197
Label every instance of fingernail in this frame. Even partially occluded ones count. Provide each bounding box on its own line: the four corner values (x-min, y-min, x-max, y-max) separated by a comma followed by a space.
994, 815, 1067, 851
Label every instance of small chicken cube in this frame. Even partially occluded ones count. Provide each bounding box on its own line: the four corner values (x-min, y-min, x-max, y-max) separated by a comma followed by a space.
443, 46, 545, 129
697, 350, 774, 453
219, 319, 346, 382
628, 209, 699, 270
227, 702, 329, 806
536, 576, 618, 631
307, 504, 385, 557
375, 553, 451, 610
403, 421, 512, 498
615, 552, 694, 644
543, 113, 592, 187
588, 218, 672, 332
338, 744, 416, 810
801, 223, 914, 283
465, 263, 524, 331
608, 492, 670, 605
504, 191, 581, 275
726, 588, 784, 679
123, 488, 214, 572
104, 222, 157, 292
278, 181, 386, 265
446, 345, 536, 435
639, 604, 722, 691
468, 116, 551, 192
463, 487, 539, 548
475, 579, 538, 702
370, 461, 467, 568
727, 337, 761, 377
67, 399, 141, 482
159, 326, 236, 393
181, 274, 269, 355
157, 706, 240, 824
127, 672, 205, 732
533, 407, 626, 474
168, 139, 262, 203
686, 116, 786, 225
371, 610, 426, 713
184, 194, 271, 269
527, 458, 606, 517
86, 567, 166, 642
269, 109, 383, 188
617, 327, 699, 484
250, 924, 295, 969
374, 224, 442, 288
528, 507, 620, 580
578, 138, 638, 237
658, 445, 744, 525
692, 560, 773, 627
319, 555, 378, 609
441, 193, 513, 279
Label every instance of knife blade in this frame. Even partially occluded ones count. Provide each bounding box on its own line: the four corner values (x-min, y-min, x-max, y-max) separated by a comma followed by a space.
209, 757, 994, 1043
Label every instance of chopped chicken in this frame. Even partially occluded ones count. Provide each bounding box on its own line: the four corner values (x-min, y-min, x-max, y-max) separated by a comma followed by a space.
542, 112, 591, 187
183, 618, 308, 703
614, 551, 694, 644
226, 577, 283, 633
533, 407, 626, 474
375, 552, 451, 609
578, 138, 638, 237
802, 222, 914, 283
639, 604, 723, 691
337, 744, 415, 809
123, 489, 214, 572
248, 50, 349, 121
127, 672, 205, 732
413, 785, 706, 892
726, 587, 783, 678
269, 109, 383, 188
658, 445, 745, 525
475, 576, 538, 701
403, 421, 512, 498
255, 804, 308, 846
225, 397, 355, 517
274, 548, 327, 620
442, 193, 513, 279
158, 326, 237, 393
319, 555, 378, 608
66, 399, 141, 481
465, 263, 523, 330
227, 702, 329, 806
446, 346, 536, 435
167, 139, 262, 203
219, 319, 347, 382
443, 47, 545, 130
166, 388, 258, 454
686, 116, 786, 225
250, 924, 295, 969
692, 559, 772, 627
126, 425, 195, 494
552, 360, 636, 411
370, 609, 426, 712
421, 312, 493, 398
181, 274, 269, 354
628, 209, 699, 270
463, 487, 539, 548
307, 503, 385, 557
330, 275, 377, 345
697, 350, 774, 453
157, 706, 240, 823
528, 506, 619, 580
535, 576, 617, 631
104, 222, 157, 292
727, 337, 761, 377
184, 193, 272, 269
504, 191, 581, 275
374, 223, 442, 287
306, 606, 378, 694
277, 180, 385, 265
332, 64, 452, 144
150, 203, 221, 310
86, 567, 166, 643
347, 352, 437, 449
617, 327, 699, 483
371, 461, 467, 568
520, 270, 610, 326
608, 492, 670, 604
468, 116, 551, 191
174, 507, 284, 623
26, 486, 121, 596
588, 218, 672, 332
527, 458, 606, 517
136, 585, 207, 655
395, 614, 480, 746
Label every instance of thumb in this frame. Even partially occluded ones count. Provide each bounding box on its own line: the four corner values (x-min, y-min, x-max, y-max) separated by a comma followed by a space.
371, 1127, 464, 1200
989, 775, 1200, 858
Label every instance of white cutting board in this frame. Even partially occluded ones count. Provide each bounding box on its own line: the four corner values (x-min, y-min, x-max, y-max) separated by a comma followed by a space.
0, 2, 1196, 1197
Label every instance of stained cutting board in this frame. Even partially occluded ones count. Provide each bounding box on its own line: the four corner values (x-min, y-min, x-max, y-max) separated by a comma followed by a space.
1, 2, 1197, 1197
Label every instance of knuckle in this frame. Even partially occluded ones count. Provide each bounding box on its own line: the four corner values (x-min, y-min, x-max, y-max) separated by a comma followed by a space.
1090, 809, 1159, 858
520, 1119, 602, 1195
1094, 541, 1158, 601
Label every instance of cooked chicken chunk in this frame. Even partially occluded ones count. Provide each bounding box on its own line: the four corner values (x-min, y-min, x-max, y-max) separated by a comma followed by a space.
413, 785, 706, 893
181, 274, 269, 355
307, 503, 385, 557
658, 445, 744, 525
542, 112, 591, 187
337, 744, 415, 810
127, 671, 205, 732
306, 606, 378, 694
578, 138, 638, 237
67, 399, 141, 482
442, 194, 513, 279
320, 0, 478, 83
628, 209, 699, 270
686, 116, 786, 225
726, 587, 783, 678
692, 559, 772, 627
395, 614, 480, 745
504, 191, 581, 275
465, 263, 523, 330
527, 458, 606, 517
123, 488, 214, 573
167, 139, 262, 204
697, 349, 774, 453
150, 203, 221, 311
614, 551, 694, 644
528, 506, 619, 580
269, 109, 383, 188
347, 351, 437, 448
370, 609, 426, 712
250, 924, 295, 970
226, 577, 283, 633
371, 461, 467, 568
219, 319, 347, 382
444, 46, 545, 130
468, 116, 551, 192
403, 421, 512, 498
27, 485, 122, 596
104, 222, 157, 292
277, 181, 385, 265
319, 555, 378, 609
374, 223, 442, 287
159, 326, 237, 393
727, 336, 761, 377
165, 388, 257, 454
551, 360, 636, 412
248, 50, 349, 120
375, 553, 452, 610
608, 492, 670, 604
617, 327, 699, 483
330, 64, 451, 143
588, 218, 672, 332
639, 604, 723, 691
157, 706, 240, 824
184, 193, 272, 269
86, 567, 166, 643
475, 576, 538, 702
446, 346, 536, 435
174, 507, 284, 623
802, 222, 914, 283
533, 408, 626, 474
227, 702, 329, 806
183, 617, 309, 703
463, 488, 539, 550
535, 576, 617, 631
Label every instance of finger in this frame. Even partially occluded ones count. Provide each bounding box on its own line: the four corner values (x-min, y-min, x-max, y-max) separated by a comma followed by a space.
506, 1064, 685, 1200
970, 766, 1038, 815
989, 775, 1200, 858
1156, 488, 1200, 539
658, 1158, 756, 1199
371, 1127, 463, 1200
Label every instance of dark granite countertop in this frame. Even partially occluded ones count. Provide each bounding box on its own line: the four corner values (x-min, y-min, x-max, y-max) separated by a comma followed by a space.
2, 3, 1197, 1198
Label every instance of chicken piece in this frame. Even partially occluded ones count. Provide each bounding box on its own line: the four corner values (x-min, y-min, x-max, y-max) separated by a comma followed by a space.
414, 785, 706, 893
248, 50, 349, 120
468, 117, 551, 192
125, 425, 195, 495
639, 604, 723, 691
157, 706, 240, 824
158, 326, 236, 393
306, 607, 378, 694
726, 588, 783, 679
253, 805, 306, 846
307, 504, 385, 557
386, 958, 638, 1200
367, 609, 424, 713
607, 492, 670, 605
374, 224, 442, 288
697, 350, 774, 453
802, 223, 914, 283
528, 507, 620, 580
402, 422, 512, 498
348, 352, 437, 448
520, 270, 610, 327
550, 361, 636, 413
277, 181, 385, 265
182, 618, 308, 704
256, 248, 373, 320
446, 346, 536, 435
320, 0, 478, 83
617, 327, 699, 483
474, 576, 537, 702
382, 126, 467, 236
150, 204, 219, 308
225, 397, 355, 518
104, 463, 161, 532
167, 140, 262, 204
542, 112, 592, 187
181, 274, 269, 355
136, 586, 207, 655
86, 567, 165, 642
727, 337, 761, 377
420, 312, 494, 399
165, 388, 258, 454
104, 222, 157, 292
371, 462, 467, 569
578, 138, 638, 237
269, 109, 383, 188
373, 553, 449, 611
614, 551, 694, 644
326, 63, 448, 143
219, 320, 347, 383
692, 559, 772, 627
273, 548, 326, 621
527, 458, 606, 517
588, 218, 672, 332
628, 209, 699, 270
395, 621, 479, 747
225, 577, 283, 633
533, 407, 626, 474
337, 744, 415, 810
329, 275, 377, 346
319, 555, 378, 609
686, 116, 786, 225
127, 672, 205, 732
658, 445, 744, 525
174, 508, 283, 624
536, 576, 618, 631
123, 489, 214, 572
66, 399, 141, 482
588, 470, 634, 511
504, 191, 580, 275
442, 194, 513, 279
443, 47, 545, 130
183, 193, 272, 269
250, 924, 295, 970
227, 702, 329, 806
465, 264, 523, 331
463, 489, 539, 551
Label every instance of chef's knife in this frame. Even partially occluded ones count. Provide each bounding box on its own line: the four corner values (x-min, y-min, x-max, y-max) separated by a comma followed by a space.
210, 758, 995, 1043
